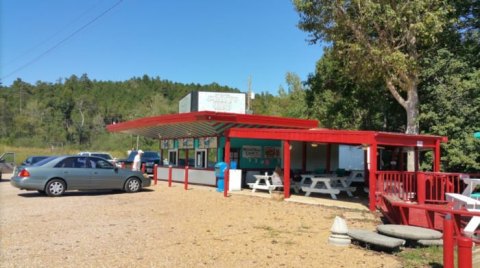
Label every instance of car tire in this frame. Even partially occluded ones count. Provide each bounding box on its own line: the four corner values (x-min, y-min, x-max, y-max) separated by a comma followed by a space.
125, 177, 141, 193
45, 179, 66, 197
37, 190, 46, 195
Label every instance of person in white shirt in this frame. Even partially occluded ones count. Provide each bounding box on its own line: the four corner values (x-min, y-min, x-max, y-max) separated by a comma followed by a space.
132, 150, 144, 171
271, 166, 284, 186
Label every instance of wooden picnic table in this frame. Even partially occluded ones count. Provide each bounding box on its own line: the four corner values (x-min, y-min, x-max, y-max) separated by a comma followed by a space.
300, 175, 356, 200
248, 174, 300, 194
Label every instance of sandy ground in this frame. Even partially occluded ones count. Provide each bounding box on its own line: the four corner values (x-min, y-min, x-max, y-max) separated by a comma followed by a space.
0, 175, 401, 268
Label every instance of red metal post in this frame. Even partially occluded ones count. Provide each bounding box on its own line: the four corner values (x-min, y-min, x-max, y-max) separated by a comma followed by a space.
417, 172, 426, 205
369, 144, 377, 211
141, 163, 146, 173
457, 236, 473, 268
168, 165, 172, 187
443, 214, 454, 268
434, 139, 441, 172
224, 137, 231, 197
283, 140, 291, 198
184, 166, 189, 190
153, 164, 158, 185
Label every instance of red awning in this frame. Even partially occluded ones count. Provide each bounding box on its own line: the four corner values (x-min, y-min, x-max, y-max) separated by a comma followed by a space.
224, 128, 447, 148
106, 111, 319, 139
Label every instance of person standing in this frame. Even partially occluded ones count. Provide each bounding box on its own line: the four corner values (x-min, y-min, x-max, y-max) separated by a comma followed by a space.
132, 150, 144, 171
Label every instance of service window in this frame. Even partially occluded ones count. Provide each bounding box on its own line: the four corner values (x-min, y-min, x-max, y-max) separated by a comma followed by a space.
195, 149, 207, 168
168, 150, 178, 166
207, 149, 217, 168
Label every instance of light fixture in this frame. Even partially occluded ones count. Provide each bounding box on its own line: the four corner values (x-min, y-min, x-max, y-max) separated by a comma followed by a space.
311, 143, 318, 148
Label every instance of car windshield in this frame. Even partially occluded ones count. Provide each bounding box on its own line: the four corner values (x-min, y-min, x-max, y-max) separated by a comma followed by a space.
33, 156, 57, 166
92, 153, 112, 160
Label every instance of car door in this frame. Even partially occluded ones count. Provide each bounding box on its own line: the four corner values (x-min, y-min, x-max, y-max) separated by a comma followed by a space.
88, 157, 123, 189
54, 156, 90, 189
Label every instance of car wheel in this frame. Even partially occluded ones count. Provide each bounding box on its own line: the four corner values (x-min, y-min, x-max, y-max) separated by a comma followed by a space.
45, 179, 66, 197
125, 177, 141, 193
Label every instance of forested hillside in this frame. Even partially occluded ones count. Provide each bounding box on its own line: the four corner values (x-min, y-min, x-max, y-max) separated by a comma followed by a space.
0, 74, 240, 150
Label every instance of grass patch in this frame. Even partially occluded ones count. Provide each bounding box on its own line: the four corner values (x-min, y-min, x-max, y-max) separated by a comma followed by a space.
1, 145, 126, 165
396, 246, 444, 268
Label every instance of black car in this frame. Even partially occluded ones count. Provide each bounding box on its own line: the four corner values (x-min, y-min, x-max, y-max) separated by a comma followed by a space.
117, 150, 161, 175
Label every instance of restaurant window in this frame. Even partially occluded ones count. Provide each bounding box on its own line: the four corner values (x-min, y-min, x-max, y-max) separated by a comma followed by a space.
168, 150, 178, 166
195, 149, 207, 168
207, 148, 217, 168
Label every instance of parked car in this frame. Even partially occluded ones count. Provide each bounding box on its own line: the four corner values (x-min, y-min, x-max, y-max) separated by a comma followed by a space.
117, 150, 161, 175
10, 155, 151, 197
78, 152, 118, 167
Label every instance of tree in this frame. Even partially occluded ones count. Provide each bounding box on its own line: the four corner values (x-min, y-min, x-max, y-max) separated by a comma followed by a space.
305, 49, 405, 130
294, 0, 451, 135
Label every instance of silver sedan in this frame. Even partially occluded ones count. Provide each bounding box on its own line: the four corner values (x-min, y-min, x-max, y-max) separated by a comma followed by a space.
11, 155, 151, 196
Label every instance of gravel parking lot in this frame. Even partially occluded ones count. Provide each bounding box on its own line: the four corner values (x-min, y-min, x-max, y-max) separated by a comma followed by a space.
0, 176, 400, 268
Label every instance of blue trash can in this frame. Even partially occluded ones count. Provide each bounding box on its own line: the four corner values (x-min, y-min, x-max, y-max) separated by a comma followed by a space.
214, 162, 228, 192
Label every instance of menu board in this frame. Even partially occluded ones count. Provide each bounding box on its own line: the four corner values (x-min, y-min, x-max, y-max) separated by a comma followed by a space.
178, 138, 194, 149
161, 139, 175, 149
264, 146, 280, 158
198, 137, 217, 149
242, 145, 262, 158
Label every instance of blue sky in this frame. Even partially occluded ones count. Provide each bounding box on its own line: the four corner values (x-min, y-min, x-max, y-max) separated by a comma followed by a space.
1, 0, 323, 94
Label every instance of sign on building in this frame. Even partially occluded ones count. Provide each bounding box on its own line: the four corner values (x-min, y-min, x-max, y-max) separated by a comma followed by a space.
179, 91, 246, 114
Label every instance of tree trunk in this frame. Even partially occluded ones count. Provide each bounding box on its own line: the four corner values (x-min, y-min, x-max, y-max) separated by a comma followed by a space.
405, 88, 419, 135
405, 84, 419, 171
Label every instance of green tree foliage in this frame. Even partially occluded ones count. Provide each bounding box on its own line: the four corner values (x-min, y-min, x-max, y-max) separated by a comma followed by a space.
294, 0, 479, 172
0, 74, 240, 150
305, 49, 405, 130
294, 0, 452, 134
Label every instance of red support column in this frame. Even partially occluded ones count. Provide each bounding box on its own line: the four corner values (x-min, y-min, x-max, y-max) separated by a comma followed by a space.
369, 144, 377, 211
283, 140, 291, 198
457, 236, 473, 268
184, 166, 189, 190
326, 144, 331, 173
417, 172, 426, 205
168, 165, 172, 187
153, 164, 158, 185
443, 214, 454, 268
434, 139, 441, 172
141, 163, 146, 173
224, 137, 231, 198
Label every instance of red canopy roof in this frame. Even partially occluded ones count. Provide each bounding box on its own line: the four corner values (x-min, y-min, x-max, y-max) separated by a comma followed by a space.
106, 111, 319, 139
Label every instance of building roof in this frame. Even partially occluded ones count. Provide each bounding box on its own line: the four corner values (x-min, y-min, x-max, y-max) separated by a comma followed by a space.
225, 128, 447, 148
106, 111, 319, 139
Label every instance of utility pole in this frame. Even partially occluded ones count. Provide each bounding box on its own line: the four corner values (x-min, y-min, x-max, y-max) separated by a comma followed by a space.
247, 76, 252, 114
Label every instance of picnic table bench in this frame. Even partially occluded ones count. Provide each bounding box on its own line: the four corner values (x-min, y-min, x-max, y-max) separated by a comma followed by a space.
247, 174, 300, 194
446, 192, 480, 237
300, 176, 356, 200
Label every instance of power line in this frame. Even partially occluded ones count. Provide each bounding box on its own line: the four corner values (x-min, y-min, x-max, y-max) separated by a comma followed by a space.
1, 0, 124, 81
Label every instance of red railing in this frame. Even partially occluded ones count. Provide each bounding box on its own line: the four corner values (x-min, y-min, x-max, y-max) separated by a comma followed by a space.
377, 171, 417, 202
377, 171, 465, 204
420, 172, 465, 204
